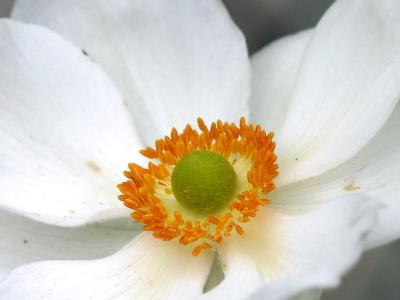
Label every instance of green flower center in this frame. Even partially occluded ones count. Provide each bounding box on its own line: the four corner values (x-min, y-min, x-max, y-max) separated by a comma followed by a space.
171, 150, 237, 216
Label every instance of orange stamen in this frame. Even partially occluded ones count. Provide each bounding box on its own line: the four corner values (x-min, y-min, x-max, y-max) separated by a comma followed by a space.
118, 117, 278, 256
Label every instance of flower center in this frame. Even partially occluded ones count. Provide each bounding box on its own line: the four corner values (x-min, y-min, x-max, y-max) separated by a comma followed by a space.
171, 150, 237, 215
118, 117, 279, 256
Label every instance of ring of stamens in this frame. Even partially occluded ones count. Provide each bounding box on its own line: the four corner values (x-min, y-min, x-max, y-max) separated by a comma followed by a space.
118, 117, 279, 256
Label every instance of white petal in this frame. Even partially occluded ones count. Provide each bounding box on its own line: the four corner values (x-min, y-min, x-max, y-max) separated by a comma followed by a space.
208, 194, 379, 300
285, 290, 321, 300
201, 245, 262, 300
13, 0, 251, 145
250, 276, 325, 300
0, 233, 212, 300
0, 209, 137, 282
271, 101, 400, 249
250, 29, 312, 133
276, 0, 400, 185
0, 20, 143, 226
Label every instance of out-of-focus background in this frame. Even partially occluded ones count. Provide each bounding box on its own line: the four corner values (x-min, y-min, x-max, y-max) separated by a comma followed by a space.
0, 0, 399, 299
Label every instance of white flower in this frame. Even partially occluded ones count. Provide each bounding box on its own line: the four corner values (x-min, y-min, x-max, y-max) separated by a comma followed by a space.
0, 0, 399, 299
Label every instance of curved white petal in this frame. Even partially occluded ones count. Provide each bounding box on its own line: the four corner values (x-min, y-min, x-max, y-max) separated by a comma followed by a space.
201, 246, 262, 300
252, 287, 322, 300
13, 0, 251, 145
0, 209, 137, 282
207, 194, 379, 300
285, 290, 321, 300
250, 275, 325, 300
250, 29, 312, 133
271, 102, 400, 249
0, 233, 212, 300
0, 20, 143, 226
276, 0, 400, 185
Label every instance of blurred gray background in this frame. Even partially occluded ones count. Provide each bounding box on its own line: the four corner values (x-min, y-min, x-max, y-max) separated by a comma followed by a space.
0, 0, 399, 299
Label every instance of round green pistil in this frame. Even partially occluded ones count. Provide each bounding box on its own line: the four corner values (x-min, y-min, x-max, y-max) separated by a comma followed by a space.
171, 150, 237, 216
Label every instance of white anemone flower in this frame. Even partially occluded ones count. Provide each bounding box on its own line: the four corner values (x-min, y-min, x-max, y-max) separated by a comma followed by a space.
0, 0, 400, 299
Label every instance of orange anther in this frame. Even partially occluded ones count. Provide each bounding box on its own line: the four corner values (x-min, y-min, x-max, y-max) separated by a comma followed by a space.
192, 245, 203, 257
234, 224, 244, 235
140, 147, 158, 159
